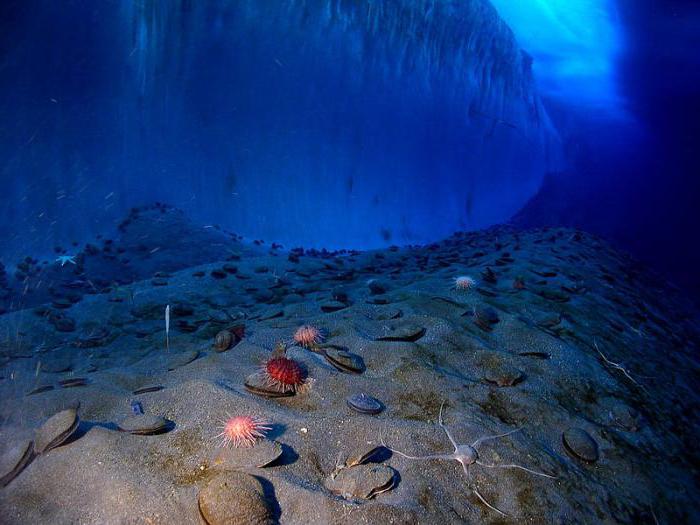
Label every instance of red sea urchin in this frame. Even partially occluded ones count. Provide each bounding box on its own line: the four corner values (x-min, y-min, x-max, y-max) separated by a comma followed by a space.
263, 343, 306, 393
293, 325, 323, 348
217, 415, 271, 448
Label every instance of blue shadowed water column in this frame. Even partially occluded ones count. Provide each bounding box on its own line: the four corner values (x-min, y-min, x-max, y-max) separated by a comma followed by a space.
0, 0, 560, 255
490, 0, 625, 114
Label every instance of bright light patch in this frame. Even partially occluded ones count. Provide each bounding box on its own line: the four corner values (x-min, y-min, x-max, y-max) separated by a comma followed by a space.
490, 0, 625, 114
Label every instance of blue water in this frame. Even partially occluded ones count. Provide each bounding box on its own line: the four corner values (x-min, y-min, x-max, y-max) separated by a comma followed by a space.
0, 0, 698, 294
492, 0, 626, 114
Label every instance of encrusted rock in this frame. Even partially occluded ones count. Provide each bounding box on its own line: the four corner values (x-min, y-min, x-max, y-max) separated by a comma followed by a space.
132, 385, 164, 395
536, 288, 570, 303
341, 446, 385, 468
51, 314, 77, 332
472, 306, 499, 332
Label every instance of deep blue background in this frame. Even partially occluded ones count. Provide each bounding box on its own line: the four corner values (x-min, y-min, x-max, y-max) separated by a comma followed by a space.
568, 1, 700, 299
497, 0, 700, 300
0, 0, 698, 299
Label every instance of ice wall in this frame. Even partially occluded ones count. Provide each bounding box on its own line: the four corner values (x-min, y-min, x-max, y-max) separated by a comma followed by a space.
0, 0, 559, 255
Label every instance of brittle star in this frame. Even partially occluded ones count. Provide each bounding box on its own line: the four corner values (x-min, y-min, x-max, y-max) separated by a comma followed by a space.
593, 339, 648, 393
381, 403, 556, 517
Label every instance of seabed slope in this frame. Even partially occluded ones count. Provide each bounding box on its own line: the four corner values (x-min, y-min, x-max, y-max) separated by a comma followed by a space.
1, 205, 698, 524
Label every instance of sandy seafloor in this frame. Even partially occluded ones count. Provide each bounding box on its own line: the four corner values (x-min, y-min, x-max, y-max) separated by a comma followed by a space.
1, 205, 699, 524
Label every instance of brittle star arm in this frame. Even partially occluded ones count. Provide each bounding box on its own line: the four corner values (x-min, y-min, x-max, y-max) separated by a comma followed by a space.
438, 402, 459, 449
462, 462, 508, 517
593, 339, 646, 391
380, 426, 450, 461
471, 428, 522, 448
475, 460, 556, 478
387, 448, 452, 461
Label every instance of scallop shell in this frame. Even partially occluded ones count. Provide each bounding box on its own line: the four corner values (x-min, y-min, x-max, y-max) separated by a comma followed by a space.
0, 440, 35, 487
34, 408, 79, 454
482, 366, 524, 387
325, 463, 397, 500
117, 415, 172, 435
213, 330, 234, 352
198, 472, 275, 525
562, 427, 599, 462
324, 348, 365, 374
210, 440, 283, 469
167, 349, 200, 371
346, 393, 383, 415
244, 371, 295, 398
375, 323, 425, 342
343, 446, 385, 468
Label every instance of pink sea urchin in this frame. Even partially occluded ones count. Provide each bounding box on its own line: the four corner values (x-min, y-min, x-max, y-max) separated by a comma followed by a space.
217, 415, 271, 448
454, 275, 477, 291
293, 325, 323, 348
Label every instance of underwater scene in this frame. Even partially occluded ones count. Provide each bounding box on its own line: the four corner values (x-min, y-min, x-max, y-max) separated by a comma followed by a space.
1, 1, 699, 523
